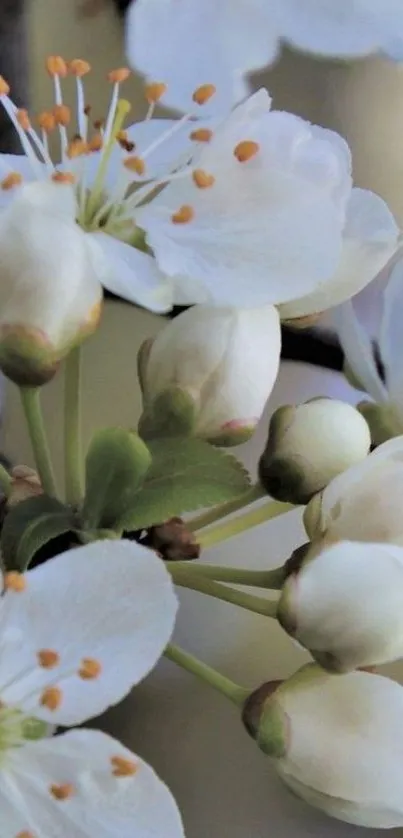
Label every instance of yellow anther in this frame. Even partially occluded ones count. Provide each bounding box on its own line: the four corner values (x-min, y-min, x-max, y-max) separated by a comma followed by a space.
145, 81, 167, 103
4, 571, 26, 592
124, 156, 146, 176
37, 111, 56, 133
93, 118, 105, 131
67, 138, 89, 158
69, 59, 91, 77
37, 649, 60, 669
40, 686, 63, 711
88, 134, 103, 152
51, 172, 76, 185
1, 172, 22, 191
16, 109, 30, 131
53, 104, 71, 127
46, 56, 68, 77
233, 140, 260, 163
0, 76, 10, 96
116, 129, 128, 142
192, 169, 215, 189
16, 832, 36, 838
190, 127, 213, 143
108, 67, 131, 84
49, 783, 74, 801
192, 84, 216, 105
84, 104, 92, 117
111, 756, 138, 777
78, 657, 102, 680
171, 205, 195, 224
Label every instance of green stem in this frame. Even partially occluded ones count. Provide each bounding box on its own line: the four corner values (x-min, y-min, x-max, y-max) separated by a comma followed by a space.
168, 561, 285, 589
198, 500, 294, 549
169, 565, 279, 618
0, 463, 11, 497
20, 387, 57, 497
164, 643, 248, 706
64, 347, 83, 506
188, 483, 266, 532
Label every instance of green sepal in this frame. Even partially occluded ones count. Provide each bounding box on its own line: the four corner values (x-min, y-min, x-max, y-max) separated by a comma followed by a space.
138, 386, 197, 441
1, 495, 75, 571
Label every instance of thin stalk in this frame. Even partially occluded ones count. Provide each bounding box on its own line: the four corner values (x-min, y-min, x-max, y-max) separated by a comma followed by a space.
168, 562, 285, 589
64, 347, 83, 506
164, 643, 248, 706
198, 500, 294, 549
169, 565, 279, 618
20, 387, 57, 497
188, 483, 266, 532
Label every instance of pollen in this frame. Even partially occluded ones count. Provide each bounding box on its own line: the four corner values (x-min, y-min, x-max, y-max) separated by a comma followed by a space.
78, 657, 102, 680
37, 111, 56, 133
69, 59, 91, 77
53, 105, 71, 127
46, 56, 68, 77
108, 67, 131, 84
16, 109, 30, 131
124, 156, 146, 176
37, 649, 60, 669
4, 571, 26, 591
51, 172, 76, 184
190, 128, 213, 143
145, 82, 167, 104
67, 138, 89, 158
192, 84, 216, 105
88, 134, 103, 152
40, 686, 63, 711
1, 172, 23, 191
0, 76, 10, 96
49, 783, 74, 801
171, 205, 195, 224
111, 756, 138, 777
233, 140, 260, 163
192, 169, 215, 189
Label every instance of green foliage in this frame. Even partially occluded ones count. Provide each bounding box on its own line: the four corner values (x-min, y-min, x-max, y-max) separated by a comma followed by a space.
1, 495, 75, 571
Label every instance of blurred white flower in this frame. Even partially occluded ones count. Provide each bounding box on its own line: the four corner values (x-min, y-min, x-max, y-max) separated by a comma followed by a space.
0, 540, 183, 837
258, 665, 403, 828
278, 539, 403, 671
126, 0, 403, 114
139, 303, 281, 445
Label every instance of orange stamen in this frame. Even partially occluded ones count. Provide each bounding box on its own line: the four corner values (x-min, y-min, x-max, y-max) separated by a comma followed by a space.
4, 571, 26, 591
78, 657, 102, 680
46, 56, 68, 77
192, 84, 216, 105
145, 82, 167, 104
69, 59, 91, 77
40, 686, 63, 711
1, 172, 22, 191
53, 105, 71, 127
37, 649, 60, 669
233, 140, 260, 163
192, 169, 215, 189
171, 205, 195, 224
0, 76, 10, 96
190, 128, 213, 143
67, 138, 89, 158
49, 783, 74, 801
111, 756, 138, 777
88, 134, 103, 152
124, 156, 146, 176
37, 111, 56, 133
16, 109, 30, 131
51, 172, 76, 185
16, 832, 36, 838
108, 67, 130, 84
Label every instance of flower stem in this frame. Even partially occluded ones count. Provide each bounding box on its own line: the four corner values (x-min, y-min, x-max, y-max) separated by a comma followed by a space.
188, 483, 266, 532
169, 565, 279, 618
20, 387, 57, 497
164, 643, 249, 706
198, 500, 294, 549
168, 562, 285, 589
64, 347, 83, 506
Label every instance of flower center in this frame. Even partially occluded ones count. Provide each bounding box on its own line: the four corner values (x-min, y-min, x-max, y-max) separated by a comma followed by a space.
0, 704, 47, 761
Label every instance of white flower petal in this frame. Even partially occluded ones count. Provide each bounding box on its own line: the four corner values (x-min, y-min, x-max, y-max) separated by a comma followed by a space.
277, 0, 381, 57
3, 729, 184, 837
0, 540, 178, 725
379, 257, 403, 412
126, 0, 278, 115
0, 153, 44, 209
335, 300, 387, 403
89, 232, 174, 312
138, 96, 352, 307
279, 188, 399, 319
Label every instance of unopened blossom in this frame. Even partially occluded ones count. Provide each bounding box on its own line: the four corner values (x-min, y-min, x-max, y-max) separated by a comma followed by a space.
0, 539, 183, 837
126, 0, 403, 115
278, 539, 403, 671
244, 664, 403, 828
303, 434, 403, 544
259, 398, 370, 503
138, 303, 281, 445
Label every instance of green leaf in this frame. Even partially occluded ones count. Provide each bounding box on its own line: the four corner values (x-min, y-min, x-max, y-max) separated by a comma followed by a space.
138, 386, 197, 441
1, 495, 75, 572
118, 437, 251, 531
82, 428, 152, 529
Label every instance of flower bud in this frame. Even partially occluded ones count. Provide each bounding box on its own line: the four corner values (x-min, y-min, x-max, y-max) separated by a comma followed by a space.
243, 664, 403, 828
259, 398, 371, 504
0, 182, 102, 386
358, 400, 402, 447
277, 539, 403, 671
138, 304, 281, 446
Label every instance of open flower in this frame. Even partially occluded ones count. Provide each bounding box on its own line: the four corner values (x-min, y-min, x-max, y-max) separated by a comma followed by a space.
245, 665, 403, 828
278, 539, 403, 671
1, 61, 397, 316
126, 0, 403, 115
0, 539, 183, 837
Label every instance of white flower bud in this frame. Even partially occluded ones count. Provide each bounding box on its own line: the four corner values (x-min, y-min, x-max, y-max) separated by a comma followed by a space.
278, 540, 403, 671
250, 665, 403, 829
139, 304, 281, 445
259, 398, 370, 504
